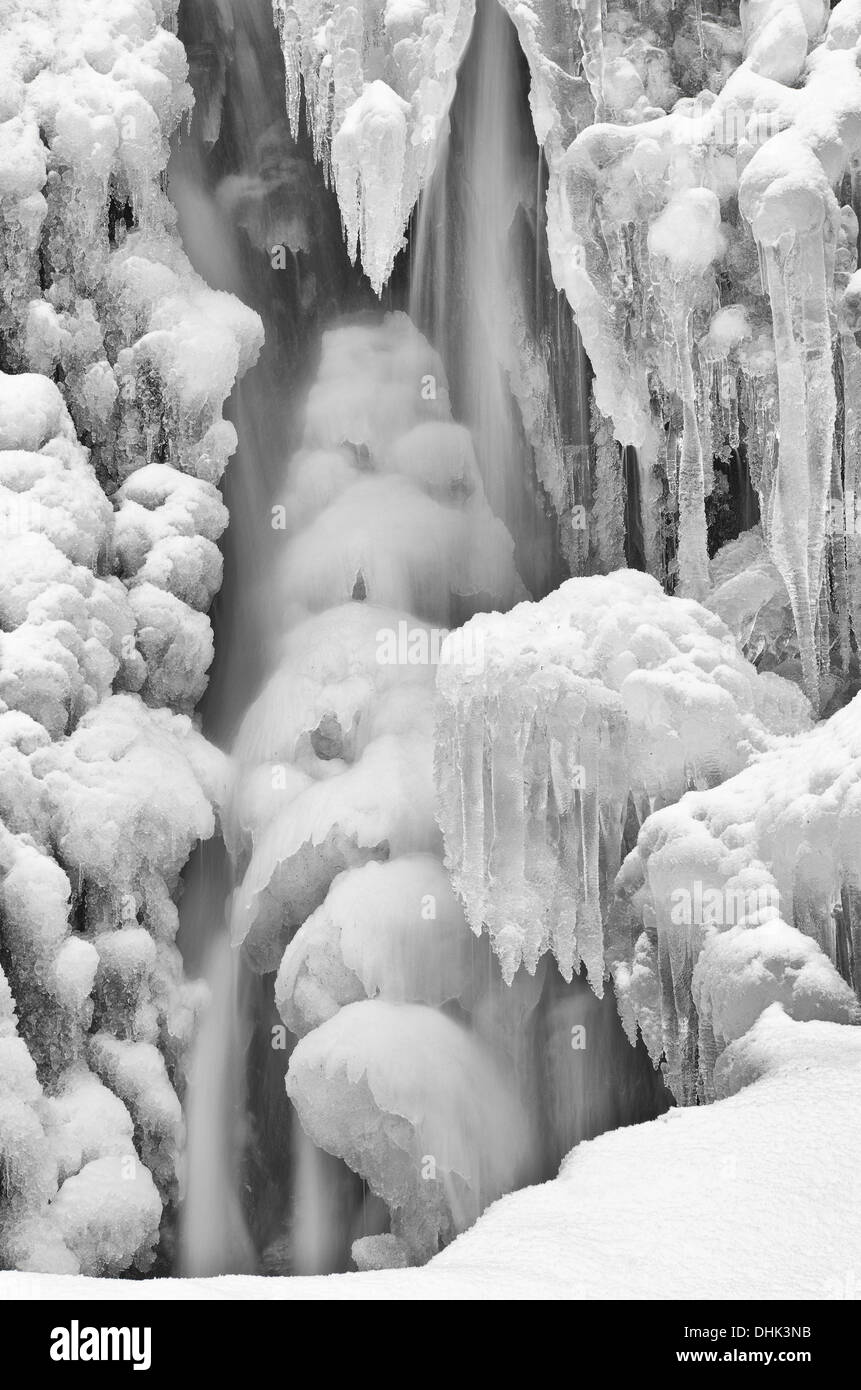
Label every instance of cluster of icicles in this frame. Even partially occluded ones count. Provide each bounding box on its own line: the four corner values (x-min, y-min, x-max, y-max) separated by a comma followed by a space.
272, 0, 861, 712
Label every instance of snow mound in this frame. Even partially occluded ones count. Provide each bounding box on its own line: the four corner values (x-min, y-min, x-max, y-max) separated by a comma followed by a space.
45, 1066, 136, 1185
31, 694, 226, 895
231, 603, 437, 780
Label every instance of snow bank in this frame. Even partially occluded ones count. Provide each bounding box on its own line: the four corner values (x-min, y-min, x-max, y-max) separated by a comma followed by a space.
6, 1007, 859, 1298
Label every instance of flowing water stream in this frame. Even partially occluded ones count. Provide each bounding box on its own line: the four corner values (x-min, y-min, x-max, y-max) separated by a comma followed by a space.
173, 0, 669, 1278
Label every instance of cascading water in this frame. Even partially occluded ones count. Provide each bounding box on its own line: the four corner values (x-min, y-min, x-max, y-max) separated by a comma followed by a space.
174, 0, 668, 1278
170, 0, 385, 1275
179, 935, 255, 1275
412, 0, 592, 595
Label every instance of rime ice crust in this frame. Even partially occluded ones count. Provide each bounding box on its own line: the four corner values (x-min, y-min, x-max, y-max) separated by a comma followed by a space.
0, 0, 259, 1274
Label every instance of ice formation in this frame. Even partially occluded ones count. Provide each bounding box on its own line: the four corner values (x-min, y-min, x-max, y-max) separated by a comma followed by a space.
272, 0, 478, 293
275, 855, 475, 1036
551, 0, 861, 705
270, 0, 726, 293
434, 562, 861, 1106
272, 0, 861, 708
608, 689, 861, 1099
0, 0, 260, 1273
229, 314, 522, 974
228, 314, 531, 1260
263, 0, 861, 1153
286, 999, 533, 1262
435, 569, 811, 987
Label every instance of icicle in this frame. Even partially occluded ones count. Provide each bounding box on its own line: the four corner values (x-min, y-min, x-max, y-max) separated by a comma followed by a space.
332, 82, 411, 295
573, 0, 606, 118
830, 431, 851, 673
840, 275, 861, 651
272, 1, 302, 138
694, 0, 705, 58
487, 699, 527, 914
798, 232, 838, 637
672, 304, 710, 600
762, 240, 822, 706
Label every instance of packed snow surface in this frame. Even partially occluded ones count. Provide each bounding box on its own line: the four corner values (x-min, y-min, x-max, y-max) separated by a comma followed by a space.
4, 1009, 859, 1298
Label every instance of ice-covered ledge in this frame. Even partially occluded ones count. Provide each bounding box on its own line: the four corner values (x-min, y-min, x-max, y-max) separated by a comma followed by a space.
434, 570, 859, 1101
434, 569, 811, 981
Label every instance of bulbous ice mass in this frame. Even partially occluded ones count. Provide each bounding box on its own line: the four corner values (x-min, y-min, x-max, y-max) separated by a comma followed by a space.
50, 1155, 162, 1277
231, 731, 441, 972
286, 999, 533, 1261
275, 854, 475, 1035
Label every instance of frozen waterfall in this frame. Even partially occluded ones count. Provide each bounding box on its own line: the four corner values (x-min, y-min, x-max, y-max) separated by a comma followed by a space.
2, 0, 861, 1303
